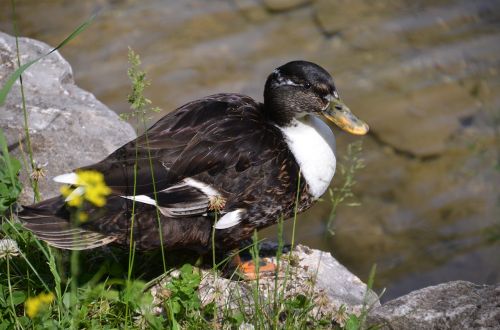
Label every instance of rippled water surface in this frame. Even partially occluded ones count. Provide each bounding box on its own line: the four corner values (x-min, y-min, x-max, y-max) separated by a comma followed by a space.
1, 0, 499, 300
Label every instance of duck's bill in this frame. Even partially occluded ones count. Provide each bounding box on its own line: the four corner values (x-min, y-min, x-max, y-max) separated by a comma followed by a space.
323, 99, 369, 135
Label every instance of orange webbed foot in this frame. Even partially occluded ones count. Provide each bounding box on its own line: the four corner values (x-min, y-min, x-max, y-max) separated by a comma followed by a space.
233, 254, 276, 280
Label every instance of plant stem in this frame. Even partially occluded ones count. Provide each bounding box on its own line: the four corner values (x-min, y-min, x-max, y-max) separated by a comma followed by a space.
212, 213, 217, 271
70, 212, 81, 329
141, 117, 166, 273
276, 171, 302, 325
211, 212, 219, 330
273, 216, 284, 329
7, 257, 21, 330
290, 171, 301, 250
124, 130, 140, 327
11, 0, 40, 202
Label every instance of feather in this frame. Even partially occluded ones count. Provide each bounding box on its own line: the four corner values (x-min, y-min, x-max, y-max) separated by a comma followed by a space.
65, 186, 85, 202
17, 198, 116, 250
53, 172, 78, 184
214, 209, 244, 229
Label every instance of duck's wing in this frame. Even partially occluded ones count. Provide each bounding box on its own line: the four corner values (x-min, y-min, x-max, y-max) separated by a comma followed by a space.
62, 93, 282, 218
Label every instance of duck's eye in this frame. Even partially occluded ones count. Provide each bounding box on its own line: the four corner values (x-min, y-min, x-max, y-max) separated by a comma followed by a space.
304, 82, 311, 89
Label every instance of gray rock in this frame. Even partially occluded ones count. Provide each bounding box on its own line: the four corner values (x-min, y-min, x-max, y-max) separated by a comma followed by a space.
151, 245, 380, 327
0, 31, 136, 204
367, 281, 500, 329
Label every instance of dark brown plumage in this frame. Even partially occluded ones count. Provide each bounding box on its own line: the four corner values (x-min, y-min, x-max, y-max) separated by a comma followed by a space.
18, 61, 368, 254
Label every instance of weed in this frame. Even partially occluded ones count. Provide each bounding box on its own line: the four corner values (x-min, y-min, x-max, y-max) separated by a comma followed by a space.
0, 130, 22, 215
326, 140, 365, 235
162, 264, 205, 328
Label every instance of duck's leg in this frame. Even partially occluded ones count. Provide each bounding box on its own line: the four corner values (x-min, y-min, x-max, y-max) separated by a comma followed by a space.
231, 253, 276, 280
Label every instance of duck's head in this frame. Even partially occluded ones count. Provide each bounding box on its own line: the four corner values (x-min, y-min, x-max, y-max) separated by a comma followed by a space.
264, 60, 369, 135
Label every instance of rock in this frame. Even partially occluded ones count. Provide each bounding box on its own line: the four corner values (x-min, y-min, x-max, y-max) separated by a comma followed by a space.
313, 0, 399, 36
151, 245, 380, 327
262, 0, 311, 12
367, 281, 500, 329
234, 0, 270, 22
0, 31, 136, 204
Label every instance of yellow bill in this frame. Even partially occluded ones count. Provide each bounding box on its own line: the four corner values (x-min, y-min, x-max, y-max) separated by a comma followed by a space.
322, 98, 369, 135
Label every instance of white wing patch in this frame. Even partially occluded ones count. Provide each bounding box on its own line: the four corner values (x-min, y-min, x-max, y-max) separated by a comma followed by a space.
53, 172, 78, 185
214, 209, 244, 230
64, 186, 85, 202
120, 194, 158, 206
183, 178, 219, 197
120, 178, 224, 218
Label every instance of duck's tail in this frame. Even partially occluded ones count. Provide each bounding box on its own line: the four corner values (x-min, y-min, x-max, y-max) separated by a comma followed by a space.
17, 197, 116, 250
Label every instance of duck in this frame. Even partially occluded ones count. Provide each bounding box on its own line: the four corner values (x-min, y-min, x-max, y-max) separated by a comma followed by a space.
18, 60, 368, 276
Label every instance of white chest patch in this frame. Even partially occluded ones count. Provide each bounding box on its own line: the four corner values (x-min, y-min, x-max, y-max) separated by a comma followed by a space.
279, 116, 336, 199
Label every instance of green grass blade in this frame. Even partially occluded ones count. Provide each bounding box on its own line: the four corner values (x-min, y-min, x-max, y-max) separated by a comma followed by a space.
49, 14, 96, 54
0, 59, 38, 106
0, 129, 16, 184
0, 14, 96, 106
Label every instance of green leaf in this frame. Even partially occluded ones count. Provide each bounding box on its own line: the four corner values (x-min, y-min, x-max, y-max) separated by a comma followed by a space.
0, 129, 22, 213
170, 300, 181, 314
146, 314, 165, 330
179, 263, 193, 275
17, 316, 31, 328
231, 311, 244, 325
286, 294, 308, 309
0, 58, 38, 106
62, 292, 72, 309
345, 314, 361, 330
0, 320, 11, 330
0, 14, 96, 106
10, 291, 26, 305
0, 130, 16, 184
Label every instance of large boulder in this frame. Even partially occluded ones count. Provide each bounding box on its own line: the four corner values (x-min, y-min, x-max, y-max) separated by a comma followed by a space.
0, 31, 136, 204
367, 281, 500, 329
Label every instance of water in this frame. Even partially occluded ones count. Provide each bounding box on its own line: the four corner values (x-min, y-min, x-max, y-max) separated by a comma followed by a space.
1, 0, 499, 301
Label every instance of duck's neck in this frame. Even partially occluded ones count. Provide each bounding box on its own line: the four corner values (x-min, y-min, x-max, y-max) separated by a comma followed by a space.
263, 80, 303, 127
263, 100, 296, 127
278, 115, 337, 199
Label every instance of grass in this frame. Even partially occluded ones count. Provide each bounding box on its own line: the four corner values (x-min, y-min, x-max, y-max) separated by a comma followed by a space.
0, 7, 378, 329
326, 140, 365, 236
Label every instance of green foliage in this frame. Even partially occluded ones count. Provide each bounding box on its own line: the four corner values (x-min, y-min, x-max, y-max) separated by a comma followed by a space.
163, 264, 204, 327
327, 140, 365, 235
0, 130, 22, 214
0, 222, 165, 329
127, 48, 150, 112
344, 314, 362, 330
120, 48, 161, 121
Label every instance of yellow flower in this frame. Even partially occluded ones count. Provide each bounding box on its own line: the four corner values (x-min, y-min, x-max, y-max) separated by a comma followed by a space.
59, 170, 111, 208
60, 185, 72, 198
78, 212, 89, 223
25, 292, 55, 319
77, 171, 111, 207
